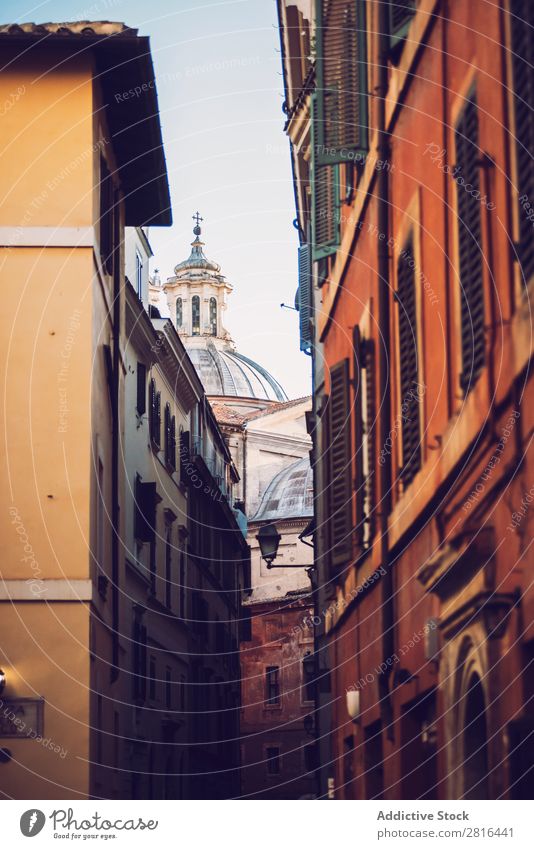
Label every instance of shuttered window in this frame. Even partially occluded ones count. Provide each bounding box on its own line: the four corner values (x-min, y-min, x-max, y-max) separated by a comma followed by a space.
315, 0, 368, 165
311, 96, 341, 261
164, 403, 176, 470
329, 359, 353, 570
298, 244, 313, 352
510, 0, 534, 285
149, 379, 161, 447
389, 0, 416, 49
353, 327, 376, 549
396, 241, 421, 486
455, 93, 485, 390
136, 363, 146, 416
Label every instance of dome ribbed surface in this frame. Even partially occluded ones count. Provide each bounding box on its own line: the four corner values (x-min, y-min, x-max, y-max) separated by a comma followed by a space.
186, 344, 287, 401
252, 457, 313, 521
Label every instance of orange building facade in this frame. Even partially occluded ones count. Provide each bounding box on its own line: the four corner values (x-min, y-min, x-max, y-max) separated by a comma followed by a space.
279, 0, 534, 799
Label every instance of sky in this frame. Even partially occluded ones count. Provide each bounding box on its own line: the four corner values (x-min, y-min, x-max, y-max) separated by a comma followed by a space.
3, 0, 311, 399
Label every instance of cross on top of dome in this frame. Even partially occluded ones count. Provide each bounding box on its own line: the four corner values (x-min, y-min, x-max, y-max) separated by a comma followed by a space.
192, 210, 203, 236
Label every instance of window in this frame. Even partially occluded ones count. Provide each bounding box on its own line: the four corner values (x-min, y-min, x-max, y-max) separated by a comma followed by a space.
314, 0, 368, 165
298, 244, 312, 353
510, 0, 534, 285
149, 538, 156, 595
180, 674, 186, 711
165, 526, 172, 610
149, 656, 156, 700
164, 403, 176, 470
209, 297, 217, 335
135, 250, 143, 298
396, 240, 422, 486
179, 551, 186, 619
455, 93, 485, 390
191, 295, 200, 336
149, 379, 161, 446
353, 327, 376, 548
176, 297, 183, 328
99, 155, 114, 275
96, 458, 105, 574
165, 667, 172, 709
328, 359, 352, 571
265, 666, 281, 706
266, 746, 280, 775
136, 363, 146, 416
132, 614, 147, 701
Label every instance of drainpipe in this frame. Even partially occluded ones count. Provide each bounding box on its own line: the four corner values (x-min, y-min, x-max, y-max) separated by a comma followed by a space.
110, 189, 121, 682
377, 0, 394, 741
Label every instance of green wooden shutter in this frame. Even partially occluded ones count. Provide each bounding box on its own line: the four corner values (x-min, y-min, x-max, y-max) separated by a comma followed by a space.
315, 0, 368, 164
298, 244, 313, 352
510, 0, 534, 284
329, 359, 353, 571
311, 95, 341, 260
455, 94, 485, 391
389, 0, 416, 49
396, 242, 421, 486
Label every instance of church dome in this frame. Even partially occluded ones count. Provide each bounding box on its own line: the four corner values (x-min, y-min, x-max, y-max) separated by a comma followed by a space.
188, 341, 287, 401
174, 234, 222, 276
252, 457, 313, 521
160, 215, 288, 404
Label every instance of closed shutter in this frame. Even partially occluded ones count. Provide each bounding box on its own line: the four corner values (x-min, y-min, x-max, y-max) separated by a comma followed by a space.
320, 394, 332, 566
170, 416, 176, 471
164, 403, 171, 465
353, 328, 376, 548
298, 244, 313, 352
155, 392, 161, 447
397, 242, 421, 486
149, 379, 157, 442
135, 478, 157, 543
363, 337, 376, 544
389, 0, 416, 48
352, 326, 365, 547
315, 0, 368, 164
329, 359, 353, 571
455, 94, 485, 390
511, 0, 534, 284
180, 430, 190, 486
311, 96, 341, 260
136, 363, 146, 416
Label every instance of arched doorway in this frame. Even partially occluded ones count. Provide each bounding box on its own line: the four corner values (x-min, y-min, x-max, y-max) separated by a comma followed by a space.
463, 674, 489, 799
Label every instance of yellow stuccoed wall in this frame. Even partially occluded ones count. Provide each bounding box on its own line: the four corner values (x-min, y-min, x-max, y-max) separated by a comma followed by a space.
0, 48, 97, 798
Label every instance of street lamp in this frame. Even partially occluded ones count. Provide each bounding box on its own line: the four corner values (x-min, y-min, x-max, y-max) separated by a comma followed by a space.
256, 523, 281, 568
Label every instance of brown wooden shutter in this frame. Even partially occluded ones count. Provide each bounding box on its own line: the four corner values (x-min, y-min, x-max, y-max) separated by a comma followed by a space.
329, 359, 353, 571
320, 394, 332, 566
455, 94, 485, 391
352, 327, 365, 547
363, 337, 376, 544
396, 242, 421, 486
510, 0, 534, 284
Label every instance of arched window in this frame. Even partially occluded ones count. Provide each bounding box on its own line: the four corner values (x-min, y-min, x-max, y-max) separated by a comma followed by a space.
176, 297, 183, 328
191, 295, 200, 336
209, 297, 217, 336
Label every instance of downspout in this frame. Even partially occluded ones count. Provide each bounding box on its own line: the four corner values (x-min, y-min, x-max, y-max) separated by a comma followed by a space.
111, 189, 121, 682
377, 0, 394, 741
